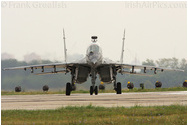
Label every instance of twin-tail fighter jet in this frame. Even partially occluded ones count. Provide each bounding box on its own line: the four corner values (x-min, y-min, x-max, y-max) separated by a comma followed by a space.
3, 29, 184, 95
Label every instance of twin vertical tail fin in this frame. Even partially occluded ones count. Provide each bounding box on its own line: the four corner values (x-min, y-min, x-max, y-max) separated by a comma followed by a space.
63, 29, 125, 64
120, 29, 126, 64
63, 29, 67, 63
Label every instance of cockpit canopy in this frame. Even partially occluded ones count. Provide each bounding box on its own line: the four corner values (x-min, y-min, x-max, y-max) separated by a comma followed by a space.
87, 44, 101, 54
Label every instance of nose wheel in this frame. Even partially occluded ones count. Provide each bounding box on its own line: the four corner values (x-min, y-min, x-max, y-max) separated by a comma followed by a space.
90, 86, 98, 95
94, 86, 98, 95
90, 86, 93, 95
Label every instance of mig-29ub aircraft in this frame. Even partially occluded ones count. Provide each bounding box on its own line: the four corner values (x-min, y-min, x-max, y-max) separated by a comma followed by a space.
3, 29, 184, 96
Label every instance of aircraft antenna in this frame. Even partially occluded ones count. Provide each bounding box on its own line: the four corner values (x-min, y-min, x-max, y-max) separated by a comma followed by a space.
120, 29, 126, 64
63, 29, 67, 63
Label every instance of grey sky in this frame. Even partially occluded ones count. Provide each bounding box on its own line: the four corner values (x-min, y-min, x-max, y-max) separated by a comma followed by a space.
1, 1, 187, 64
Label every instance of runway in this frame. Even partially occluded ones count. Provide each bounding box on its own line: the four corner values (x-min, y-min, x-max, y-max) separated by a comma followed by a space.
1, 91, 187, 110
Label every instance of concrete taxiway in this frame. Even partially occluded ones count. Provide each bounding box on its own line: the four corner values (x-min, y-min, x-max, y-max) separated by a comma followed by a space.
1, 91, 187, 110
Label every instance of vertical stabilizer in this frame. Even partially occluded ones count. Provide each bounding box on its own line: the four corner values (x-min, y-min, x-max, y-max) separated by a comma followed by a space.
63, 29, 67, 63
120, 29, 126, 64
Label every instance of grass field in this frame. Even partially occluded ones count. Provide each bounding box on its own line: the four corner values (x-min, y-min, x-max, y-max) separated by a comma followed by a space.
1, 105, 187, 125
1, 87, 187, 95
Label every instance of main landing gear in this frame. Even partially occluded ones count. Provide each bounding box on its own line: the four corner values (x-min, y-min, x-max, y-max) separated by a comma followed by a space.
90, 86, 98, 95
114, 80, 122, 94
66, 82, 71, 96
66, 82, 77, 96
116, 82, 122, 94
66, 82, 122, 96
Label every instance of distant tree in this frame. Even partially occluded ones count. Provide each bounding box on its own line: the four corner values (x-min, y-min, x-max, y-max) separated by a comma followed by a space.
156, 58, 171, 67
169, 57, 179, 69
29, 60, 41, 65
1, 53, 15, 60
180, 58, 187, 70
24, 53, 41, 63
142, 59, 155, 66
156, 58, 179, 68
41, 60, 53, 64
156, 57, 186, 69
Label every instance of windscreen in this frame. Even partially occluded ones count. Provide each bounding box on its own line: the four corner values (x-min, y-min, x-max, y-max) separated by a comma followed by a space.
87, 44, 99, 54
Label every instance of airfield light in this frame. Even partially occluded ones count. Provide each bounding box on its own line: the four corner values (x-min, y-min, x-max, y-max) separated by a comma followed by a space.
15, 86, 21, 92
99, 84, 105, 90
155, 81, 162, 88
140, 83, 144, 89
43, 85, 49, 92
183, 80, 187, 88
127, 82, 134, 89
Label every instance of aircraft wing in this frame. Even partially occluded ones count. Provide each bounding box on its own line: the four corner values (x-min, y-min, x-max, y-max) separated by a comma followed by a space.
114, 63, 184, 75
3, 62, 88, 75
116, 63, 184, 72
3, 58, 88, 75
101, 58, 184, 75
3, 63, 67, 70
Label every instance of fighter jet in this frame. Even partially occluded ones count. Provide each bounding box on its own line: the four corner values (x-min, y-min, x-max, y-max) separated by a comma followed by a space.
3, 29, 184, 95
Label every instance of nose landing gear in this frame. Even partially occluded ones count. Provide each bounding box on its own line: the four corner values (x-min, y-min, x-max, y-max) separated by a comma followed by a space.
90, 86, 98, 95
90, 86, 93, 95
94, 86, 98, 95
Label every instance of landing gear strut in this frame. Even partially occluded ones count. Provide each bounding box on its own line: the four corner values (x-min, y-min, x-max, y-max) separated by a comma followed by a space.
71, 84, 76, 91
90, 69, 98, 95
71, 75, 76, 91
66, 82, 71, 96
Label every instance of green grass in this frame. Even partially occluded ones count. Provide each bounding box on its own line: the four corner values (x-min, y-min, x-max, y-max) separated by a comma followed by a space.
1, 105, 187, 125
1, 87, 187, 95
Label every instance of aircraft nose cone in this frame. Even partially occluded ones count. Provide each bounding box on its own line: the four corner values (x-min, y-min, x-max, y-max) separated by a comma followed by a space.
91, 59, 97, 65
88, 53, 99, 66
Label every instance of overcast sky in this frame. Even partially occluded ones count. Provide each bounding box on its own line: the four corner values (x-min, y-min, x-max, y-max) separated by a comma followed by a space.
1, 1, 187, 64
